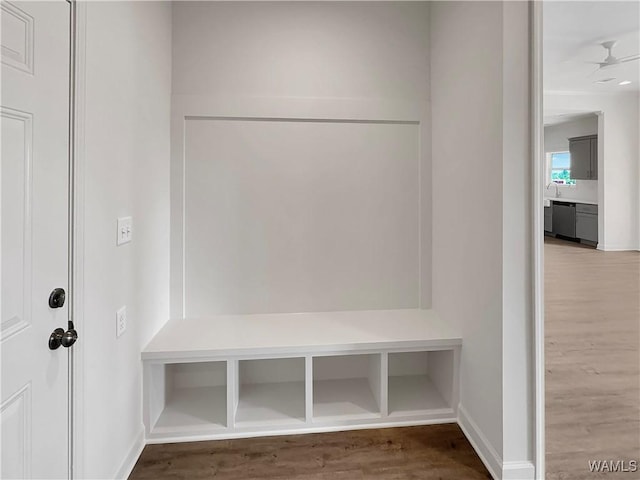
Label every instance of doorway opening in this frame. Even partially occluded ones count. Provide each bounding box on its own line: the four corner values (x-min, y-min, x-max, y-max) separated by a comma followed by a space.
536, 2, 640, 479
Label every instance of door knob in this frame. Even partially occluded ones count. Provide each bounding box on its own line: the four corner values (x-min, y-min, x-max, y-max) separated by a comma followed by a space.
48, 327, 78, 350
61, 328, 78, 348
48, 328, 65, 350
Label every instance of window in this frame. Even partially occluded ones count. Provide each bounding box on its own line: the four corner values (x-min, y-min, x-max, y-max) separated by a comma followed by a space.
549, 151, 576, 185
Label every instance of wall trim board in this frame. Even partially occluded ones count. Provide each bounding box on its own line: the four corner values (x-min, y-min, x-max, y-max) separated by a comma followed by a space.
114, 425, 145, 480
531, 2, 545, 479
597, 244, 640, 252
72, 2, 87, 478
182, 116, 421, 315
458, 405, 535, 480
170, 96, 426, 317
502, 461, 536, 480
172, 95, 424, 124
185, 115, 419, 126
457, 405, 502, 480
170, 103, 424, 317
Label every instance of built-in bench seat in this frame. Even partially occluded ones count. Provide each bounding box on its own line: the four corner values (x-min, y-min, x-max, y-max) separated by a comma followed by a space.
142, 309, 461, 443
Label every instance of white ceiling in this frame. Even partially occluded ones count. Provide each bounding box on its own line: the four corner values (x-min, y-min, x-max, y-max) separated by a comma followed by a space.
543, 111, 598, 126
544, 1, 640, 94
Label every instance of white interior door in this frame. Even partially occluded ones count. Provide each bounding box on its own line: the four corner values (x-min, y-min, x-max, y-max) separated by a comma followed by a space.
1, 1, 71, 478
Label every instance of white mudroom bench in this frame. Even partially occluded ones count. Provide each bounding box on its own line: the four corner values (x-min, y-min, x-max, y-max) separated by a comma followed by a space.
142, 309, 461, 443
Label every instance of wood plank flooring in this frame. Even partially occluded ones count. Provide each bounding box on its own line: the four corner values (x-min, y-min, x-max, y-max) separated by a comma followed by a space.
129, 424, 490, 479
545, 237, 640, 479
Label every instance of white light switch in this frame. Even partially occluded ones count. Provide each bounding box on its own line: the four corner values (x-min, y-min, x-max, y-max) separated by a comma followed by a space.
116, 306, 127, 337
117, 217, 132, 245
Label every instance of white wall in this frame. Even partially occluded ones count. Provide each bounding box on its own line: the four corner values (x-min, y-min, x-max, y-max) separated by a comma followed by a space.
545, 92, 640, 250
184, 119, 420, 316
170, 1, 432, 316
81, 2, 171, 478
431, 2, 533, 478
430, 0, 503, 466
544, 115, 598, 202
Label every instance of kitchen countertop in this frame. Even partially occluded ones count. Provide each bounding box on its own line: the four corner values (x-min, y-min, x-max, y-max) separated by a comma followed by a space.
544, 197, 598, 206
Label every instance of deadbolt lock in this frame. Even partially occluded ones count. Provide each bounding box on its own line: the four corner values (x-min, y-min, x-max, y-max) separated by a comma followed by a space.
48, 288, 66, 309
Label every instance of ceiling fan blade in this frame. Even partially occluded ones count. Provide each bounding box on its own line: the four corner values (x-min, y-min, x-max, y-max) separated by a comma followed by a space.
619, 54, 640, 63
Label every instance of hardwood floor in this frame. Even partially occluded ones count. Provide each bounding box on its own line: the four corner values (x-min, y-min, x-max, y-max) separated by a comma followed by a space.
130, 424, 491, 479
545, 237, 640, 479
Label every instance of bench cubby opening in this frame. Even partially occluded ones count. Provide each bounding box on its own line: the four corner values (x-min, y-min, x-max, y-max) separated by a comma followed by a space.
312, 354, 382, 421
388, 350, 455, 416
142, 309, 461, 442
149, 361, 227, 435
234, 357, 306, 427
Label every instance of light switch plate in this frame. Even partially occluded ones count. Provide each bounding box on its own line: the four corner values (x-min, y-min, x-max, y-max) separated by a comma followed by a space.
117, 217, 132, 246
116, 306, 127, 337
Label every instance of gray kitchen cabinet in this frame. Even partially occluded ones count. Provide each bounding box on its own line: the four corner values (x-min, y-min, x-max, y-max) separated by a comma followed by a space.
552, 202, 576, 238
576, 203, 598, 215
569, 135, 597, 180
575, 204, 598, 242
544, 206, 552, 232
547, 200, 598, 243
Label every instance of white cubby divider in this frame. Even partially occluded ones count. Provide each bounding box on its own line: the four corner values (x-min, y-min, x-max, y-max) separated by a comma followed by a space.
142, 309, 461, 443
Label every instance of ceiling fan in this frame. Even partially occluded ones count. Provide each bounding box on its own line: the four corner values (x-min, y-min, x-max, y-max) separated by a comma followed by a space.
588, 40, 640, 73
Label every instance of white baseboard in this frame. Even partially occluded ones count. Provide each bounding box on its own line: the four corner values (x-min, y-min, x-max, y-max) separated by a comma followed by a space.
597, 244, 640, 252
114, 424, 145, 480
457, 404, 534, 480
457, 405, 502, 479
503, 461, 536, 480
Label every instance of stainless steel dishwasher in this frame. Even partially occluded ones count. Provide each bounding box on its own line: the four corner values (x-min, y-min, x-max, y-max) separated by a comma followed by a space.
552, 201, 576, 238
